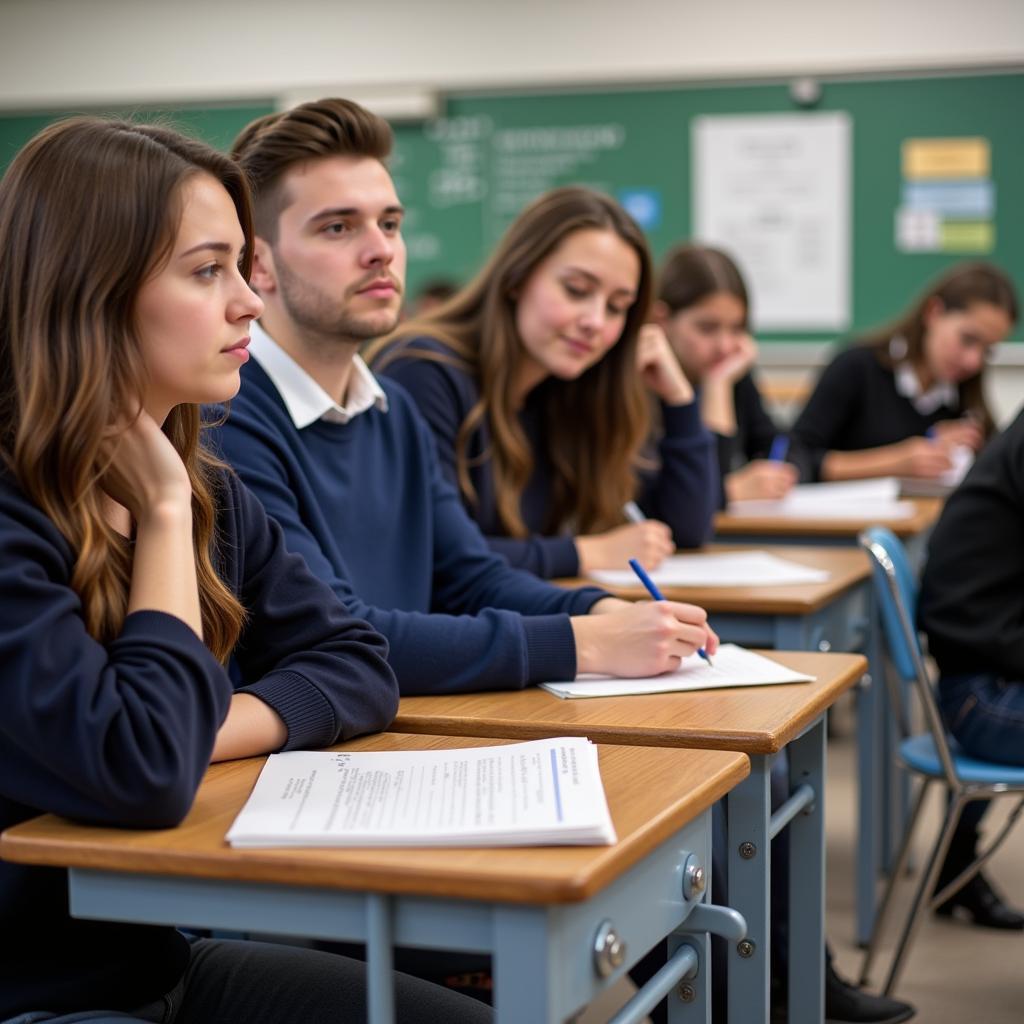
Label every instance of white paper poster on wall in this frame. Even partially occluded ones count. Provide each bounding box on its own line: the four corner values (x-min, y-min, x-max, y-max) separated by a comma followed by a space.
692, 112, 851, 331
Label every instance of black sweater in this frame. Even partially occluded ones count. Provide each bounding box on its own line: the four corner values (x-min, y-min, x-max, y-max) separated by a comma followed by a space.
790, 345, 965, 481
919, 407, 1024, 681
0, 468, 396, 1017
712, 372, 779, 504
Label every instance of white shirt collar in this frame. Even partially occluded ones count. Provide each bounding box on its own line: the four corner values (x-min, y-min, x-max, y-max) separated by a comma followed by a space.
248, 321, 388, 429
889, 337, 958, 416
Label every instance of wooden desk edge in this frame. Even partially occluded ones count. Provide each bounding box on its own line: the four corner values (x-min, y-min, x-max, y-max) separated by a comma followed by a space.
0, 752, 750, 905
391, 653, 868, 756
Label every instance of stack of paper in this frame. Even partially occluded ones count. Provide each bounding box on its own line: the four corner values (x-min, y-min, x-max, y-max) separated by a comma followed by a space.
728, 477, 914, 520
227, 737, 616, 848
540, 644, 815, 699
590, 551, 830, 588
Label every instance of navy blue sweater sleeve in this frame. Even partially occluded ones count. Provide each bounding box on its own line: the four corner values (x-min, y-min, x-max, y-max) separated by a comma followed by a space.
223, 474, 398, 747
636, 400, 718, 548
0, 476, 231, 830
213, 398, 602, 695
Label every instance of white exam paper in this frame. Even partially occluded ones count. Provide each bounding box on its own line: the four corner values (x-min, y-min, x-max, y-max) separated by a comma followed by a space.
728, 478, 914, 520
226, 737, 616, 847
540, 644, 815, 700
590, 551, 830, 588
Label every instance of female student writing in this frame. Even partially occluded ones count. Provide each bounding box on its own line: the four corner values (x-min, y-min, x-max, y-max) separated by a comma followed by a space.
370, 186, 718, 579
653, 243, 798, 504
790, 262, 1017, 482
0, 118, 490, 1023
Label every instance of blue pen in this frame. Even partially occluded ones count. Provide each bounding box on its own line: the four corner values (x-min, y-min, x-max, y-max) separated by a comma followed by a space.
768, 435, 790, 462
628, 557, 714, 667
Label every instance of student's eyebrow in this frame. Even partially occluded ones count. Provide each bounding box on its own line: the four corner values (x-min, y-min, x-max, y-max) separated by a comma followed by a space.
179, 241, 235, 258
308, 204, 405, 223
563, 266, 636, 298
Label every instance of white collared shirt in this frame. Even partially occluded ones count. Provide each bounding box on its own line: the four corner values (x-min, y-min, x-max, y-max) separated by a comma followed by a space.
889, 337, 958, 416
248, 321, 388, 428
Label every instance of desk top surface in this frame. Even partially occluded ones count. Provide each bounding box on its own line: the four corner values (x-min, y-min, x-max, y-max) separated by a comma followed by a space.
393, 651, 865, 756
0, 733, 747, 905
713, 497, 943, 539
560, 544, 869, 614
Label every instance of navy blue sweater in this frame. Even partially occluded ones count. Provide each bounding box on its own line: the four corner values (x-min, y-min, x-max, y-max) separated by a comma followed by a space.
379, 337, 718, 578
211, 358, 606, 696
0, 468, 396, 1018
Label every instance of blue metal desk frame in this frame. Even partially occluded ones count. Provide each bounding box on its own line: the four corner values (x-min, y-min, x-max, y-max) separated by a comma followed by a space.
714, 527, 933, 946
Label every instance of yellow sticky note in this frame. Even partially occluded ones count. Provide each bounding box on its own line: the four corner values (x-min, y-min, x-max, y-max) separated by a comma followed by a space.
940, 221, 995, 253
902, 138, 990, 180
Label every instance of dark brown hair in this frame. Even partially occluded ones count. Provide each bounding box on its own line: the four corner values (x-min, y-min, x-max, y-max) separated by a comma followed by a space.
0, 116, 250, 659
862, 261, 1018, 437
657, 243, 749, 325
232, 98, 393, 241
371, 186, 654, 537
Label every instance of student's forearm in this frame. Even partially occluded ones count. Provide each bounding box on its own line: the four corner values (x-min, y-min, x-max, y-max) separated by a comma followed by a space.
128, 499, 203, 638
210, 693, 288, 761
820, 444, 907, 481
699, 377, 737, 437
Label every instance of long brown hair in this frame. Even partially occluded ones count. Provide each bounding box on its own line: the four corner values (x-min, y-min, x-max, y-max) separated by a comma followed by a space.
862, 262, 1018, 437
657, 243, 749, 323
371, 186, 653, 537
0, 117, 250, 660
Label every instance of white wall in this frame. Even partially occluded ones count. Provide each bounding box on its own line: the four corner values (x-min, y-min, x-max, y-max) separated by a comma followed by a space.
1, 0, 1022, 110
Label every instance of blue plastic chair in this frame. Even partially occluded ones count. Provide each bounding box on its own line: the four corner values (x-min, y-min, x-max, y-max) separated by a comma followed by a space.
857, 526, 1024, 995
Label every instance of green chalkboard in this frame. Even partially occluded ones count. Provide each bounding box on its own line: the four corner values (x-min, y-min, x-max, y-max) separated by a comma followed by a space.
0, 102, 275, 173
392, 73, 1024, 340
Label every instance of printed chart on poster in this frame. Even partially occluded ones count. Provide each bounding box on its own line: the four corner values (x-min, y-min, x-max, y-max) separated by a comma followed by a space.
692, 112, 852, 332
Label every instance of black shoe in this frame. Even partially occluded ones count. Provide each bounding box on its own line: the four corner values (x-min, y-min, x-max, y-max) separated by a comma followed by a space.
935, 871, 1024, 930
824, 961, 915, 1024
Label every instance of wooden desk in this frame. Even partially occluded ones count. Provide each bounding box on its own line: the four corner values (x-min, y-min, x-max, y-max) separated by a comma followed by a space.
393, 651, 866, 1024
710, 502, 943, 944
565, 544, 878, 950
713, 498, 942, 555
2, 733, 748, 1024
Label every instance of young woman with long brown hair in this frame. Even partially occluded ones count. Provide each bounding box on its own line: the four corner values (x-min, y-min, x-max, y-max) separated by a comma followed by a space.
369, 186, 717, 579
0, 117, 489, 1024
790, 262, 1018, 482
653, 243, 798, 504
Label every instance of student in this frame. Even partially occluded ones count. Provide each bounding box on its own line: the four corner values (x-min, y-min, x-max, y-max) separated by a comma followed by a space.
0, 117, 492, 1024
372, 187, 718, 579
790, 262, 1017, 482
216, 99, 717, 703
917, 407, 1024, 930
653, 243, 798, 504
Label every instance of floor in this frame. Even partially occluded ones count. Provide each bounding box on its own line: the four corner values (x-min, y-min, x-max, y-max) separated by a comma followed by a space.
578, 692, 1024, 1023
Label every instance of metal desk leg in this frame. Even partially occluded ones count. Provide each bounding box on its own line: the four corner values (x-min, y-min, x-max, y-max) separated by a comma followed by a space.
492, 905, 557, 1023
786, 719, 826, 1024
366, 893, 396, 1024
727, 757, 771, 1024
856, 588, 885, 946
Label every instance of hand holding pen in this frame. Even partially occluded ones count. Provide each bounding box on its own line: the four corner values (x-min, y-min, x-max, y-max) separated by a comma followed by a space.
628, 557, 716, 668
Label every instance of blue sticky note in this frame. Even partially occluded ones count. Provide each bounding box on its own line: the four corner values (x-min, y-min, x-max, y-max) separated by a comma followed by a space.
617, 188, 662, 230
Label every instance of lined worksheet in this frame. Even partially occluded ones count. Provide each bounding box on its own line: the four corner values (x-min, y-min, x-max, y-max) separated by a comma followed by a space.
227, 737, 616, 847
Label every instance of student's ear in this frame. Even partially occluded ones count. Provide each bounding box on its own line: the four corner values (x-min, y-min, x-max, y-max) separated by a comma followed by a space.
249, 237, 277, 295
922, 296, 946, 326
650, 299, 671, 328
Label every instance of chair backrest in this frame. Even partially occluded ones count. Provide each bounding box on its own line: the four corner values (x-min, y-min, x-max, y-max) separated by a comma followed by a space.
859, 526, 960, 787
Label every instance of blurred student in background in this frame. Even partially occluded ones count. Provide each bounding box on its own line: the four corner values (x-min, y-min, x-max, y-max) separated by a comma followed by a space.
653, 243, 798, 505
373, 186, 718, 579
790, 262, 1017, 482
